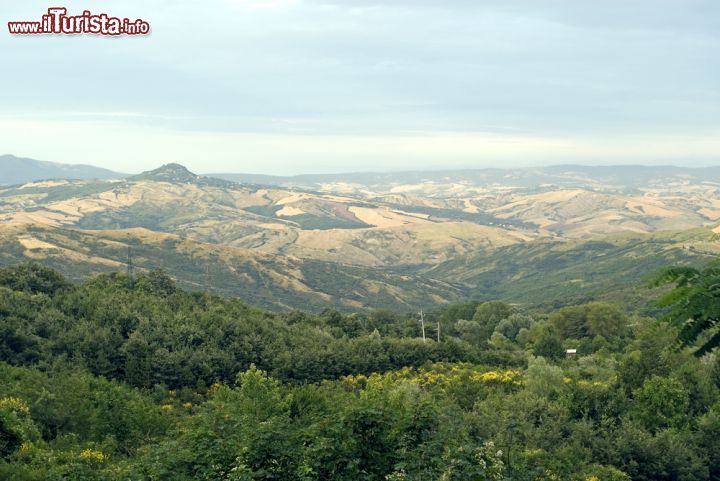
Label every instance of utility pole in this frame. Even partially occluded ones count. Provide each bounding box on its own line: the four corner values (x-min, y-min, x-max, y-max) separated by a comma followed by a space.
437, 321, 441, 343
204, 263, 211, 292
419, 309, 426, 343
126, 246, 135, 286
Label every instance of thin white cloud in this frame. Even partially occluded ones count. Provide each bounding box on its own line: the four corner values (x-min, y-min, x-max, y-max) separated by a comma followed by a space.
1, 0, 718, 171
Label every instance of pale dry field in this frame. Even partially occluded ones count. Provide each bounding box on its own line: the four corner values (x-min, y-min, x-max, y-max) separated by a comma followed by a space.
2, 176, 719, 268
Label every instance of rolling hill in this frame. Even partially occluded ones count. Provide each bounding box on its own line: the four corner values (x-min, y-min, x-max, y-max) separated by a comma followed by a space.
0, 163, 533, 267
1, 160, 719, 311
0, 154, 123, 184
0, 222, 463, 311
1, 221, 717, 312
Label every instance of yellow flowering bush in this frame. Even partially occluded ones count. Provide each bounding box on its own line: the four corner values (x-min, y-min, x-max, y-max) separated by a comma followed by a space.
341, 363, 523, 392
0, 395, 40, 456
563, 377, 612, 389
470, 369, 522, 384
0, 397, 30, 415
79, 448, 106, 462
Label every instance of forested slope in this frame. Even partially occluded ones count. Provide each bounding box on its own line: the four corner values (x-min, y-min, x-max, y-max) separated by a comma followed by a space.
0, 264, 719, 480
420, 228, 719, 309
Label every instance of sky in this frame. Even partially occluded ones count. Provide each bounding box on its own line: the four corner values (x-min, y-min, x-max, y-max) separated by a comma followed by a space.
1, 0, 719, 174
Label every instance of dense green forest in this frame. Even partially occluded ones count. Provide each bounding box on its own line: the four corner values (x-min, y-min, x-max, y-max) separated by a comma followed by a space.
1, 264, 719, 480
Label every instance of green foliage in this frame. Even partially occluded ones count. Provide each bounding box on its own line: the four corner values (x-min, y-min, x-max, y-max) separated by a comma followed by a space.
0, 363, 172, 452
0, 265, 490, 389
436, 443, 504, 481
632, 376, 690, 431
549, 302, 628, 340
0, 397, 39, 457
134, 269, 177, 297
284, 213, 369, 230
439, 301, 481, 325
493, 313, 535, 342
455, 319, 485, 346
472, 301, 514, 340
651, 261, 720, 355
0, 264, 717, 481
0, 263, 70, 295
532, 327, 564, 361
524, 356, 565, 398
697, 402, 720, 479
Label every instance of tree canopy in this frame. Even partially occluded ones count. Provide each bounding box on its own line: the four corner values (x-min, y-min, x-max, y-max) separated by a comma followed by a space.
0, 263, 717, 481
651, 261, 720, 355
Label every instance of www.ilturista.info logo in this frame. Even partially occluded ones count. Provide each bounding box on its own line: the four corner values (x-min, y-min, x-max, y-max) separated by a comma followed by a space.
8, 8, 150, 36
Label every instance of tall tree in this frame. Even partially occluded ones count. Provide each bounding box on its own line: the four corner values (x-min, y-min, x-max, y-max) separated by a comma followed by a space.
651, 261, 720, 355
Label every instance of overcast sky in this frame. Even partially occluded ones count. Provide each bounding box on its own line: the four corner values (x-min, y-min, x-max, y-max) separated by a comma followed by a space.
1, 0, 718, 174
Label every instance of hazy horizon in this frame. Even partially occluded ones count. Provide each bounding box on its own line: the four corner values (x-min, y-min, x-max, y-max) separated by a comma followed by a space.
5, 152, 720, 177
2, 0, 719, 174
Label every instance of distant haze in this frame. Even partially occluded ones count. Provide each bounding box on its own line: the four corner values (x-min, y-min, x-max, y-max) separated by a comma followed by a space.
1, 0, 719, 174
4, 154, 720, 188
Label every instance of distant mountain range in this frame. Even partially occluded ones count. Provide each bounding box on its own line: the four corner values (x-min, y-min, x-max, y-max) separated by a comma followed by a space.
0, 154, 124, 184
3, 154, 720, 190
211, 164, 720, 192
